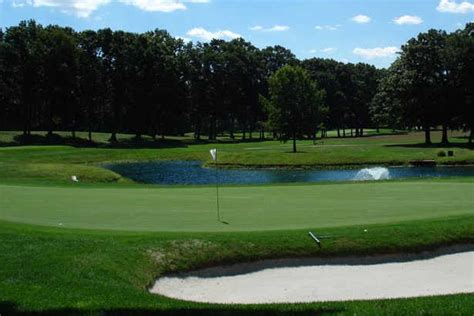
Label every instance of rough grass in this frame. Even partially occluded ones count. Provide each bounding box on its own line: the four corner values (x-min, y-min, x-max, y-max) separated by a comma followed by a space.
0, 216, 473, 315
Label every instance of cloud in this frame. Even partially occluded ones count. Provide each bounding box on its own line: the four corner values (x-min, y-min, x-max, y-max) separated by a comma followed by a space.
309, 47, 336, 54
315, 24, 341, 31
436, 0, 474, 13
177, 36, 192, 42
11, 0, 110, 17
353, 46, 400, 59
11, 0, 209, 16
321, 47, 336, 53
186, 27, 241, 41
250, 25, 290, 32
351, 14, 371, 23
392, 15, 423, 25
119, 0, 186, 12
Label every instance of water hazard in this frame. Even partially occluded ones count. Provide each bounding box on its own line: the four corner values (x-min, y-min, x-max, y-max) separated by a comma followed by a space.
104, 161, 474, 185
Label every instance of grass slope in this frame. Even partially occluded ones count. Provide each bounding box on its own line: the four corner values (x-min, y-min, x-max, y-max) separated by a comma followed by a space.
1, 130, 473, 314
1, 179, 473, 231
0, 130, 473, 184
1, 216, 473, 315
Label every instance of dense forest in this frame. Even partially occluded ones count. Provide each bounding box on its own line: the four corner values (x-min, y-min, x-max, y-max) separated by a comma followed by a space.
0, 20, 472, 144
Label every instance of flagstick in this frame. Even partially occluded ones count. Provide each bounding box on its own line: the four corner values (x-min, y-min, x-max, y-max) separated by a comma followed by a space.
215, 154, 220, 222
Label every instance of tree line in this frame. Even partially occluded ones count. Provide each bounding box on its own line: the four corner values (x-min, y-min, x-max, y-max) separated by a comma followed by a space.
371, 23, 473, 144
0, 20, 472, 145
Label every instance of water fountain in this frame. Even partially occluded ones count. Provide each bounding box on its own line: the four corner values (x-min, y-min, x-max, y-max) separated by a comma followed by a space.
354, 167, 390, 181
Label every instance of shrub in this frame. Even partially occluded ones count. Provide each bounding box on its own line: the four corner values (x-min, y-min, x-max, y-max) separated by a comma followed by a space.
437, 150, 447, 157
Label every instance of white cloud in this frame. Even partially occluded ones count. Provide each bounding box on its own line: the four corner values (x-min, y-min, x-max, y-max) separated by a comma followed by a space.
309, 47, 336, 54
11, 0, 209, 16
321, 47, 336, 53
177, 36, 191, 42
11, 0, 31, 7
351, 14, 371, 23
437, 0, 474, 13
13, 0, 110, 17
186, 27, 241, 41
315, 24, 341, 31
353, 46, 400, 59
250, 25, 290, 32
392, 15, 423, 25
119, 0, 186, 12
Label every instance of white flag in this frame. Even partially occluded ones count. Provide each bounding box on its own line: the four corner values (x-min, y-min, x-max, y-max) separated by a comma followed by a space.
210, 148, 217, 161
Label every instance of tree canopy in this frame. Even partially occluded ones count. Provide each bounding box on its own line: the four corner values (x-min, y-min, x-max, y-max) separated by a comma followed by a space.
0, 20, 472, 145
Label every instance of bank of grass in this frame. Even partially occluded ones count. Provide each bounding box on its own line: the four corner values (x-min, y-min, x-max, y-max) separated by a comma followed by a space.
1, 129, 473, 314
1, 215, 473, 315
0, 130, 473, 184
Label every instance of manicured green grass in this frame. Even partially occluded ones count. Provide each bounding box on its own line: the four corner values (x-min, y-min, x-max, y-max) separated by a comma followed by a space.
0, 130, 473, 184
1, 179, 473, 232
1, 216, 473, 315
1, 130, 473, 314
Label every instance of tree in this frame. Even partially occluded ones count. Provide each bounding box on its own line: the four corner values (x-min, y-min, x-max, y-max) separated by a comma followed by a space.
398, 29, 448, 144
41, 26, 78, 138
264, 65, 325, 153
3, 20, 44, 137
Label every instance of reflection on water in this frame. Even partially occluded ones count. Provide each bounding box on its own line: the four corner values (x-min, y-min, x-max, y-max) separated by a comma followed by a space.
104, 161, 474, 185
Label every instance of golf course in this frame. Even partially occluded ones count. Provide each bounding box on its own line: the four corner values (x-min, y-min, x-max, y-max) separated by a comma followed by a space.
1, 10, 474, 314
1, 130, 473, 315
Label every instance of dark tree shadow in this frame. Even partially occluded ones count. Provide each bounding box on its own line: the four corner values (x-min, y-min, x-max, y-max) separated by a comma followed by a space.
384, 142, 474, 149
0, 301, 344, 316
6, 133, 190, 149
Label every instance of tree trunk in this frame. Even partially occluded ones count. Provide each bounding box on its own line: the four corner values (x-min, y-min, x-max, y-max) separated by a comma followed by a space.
88, 128, 92, 143
229, 117, 235, 139
109, 132, 117, 143
337, 128, 340, 138
71, 119, 76, 140
441, 124, 449, 144
469, 128, 473, 145
343, 129, 346, 137
194, 118, 201, 140
360, 128, 363, 136
424, 126, 431, 145
292, 132, 297, 153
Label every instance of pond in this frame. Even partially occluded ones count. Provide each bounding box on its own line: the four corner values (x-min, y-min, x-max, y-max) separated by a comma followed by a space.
104, 161, 474, 185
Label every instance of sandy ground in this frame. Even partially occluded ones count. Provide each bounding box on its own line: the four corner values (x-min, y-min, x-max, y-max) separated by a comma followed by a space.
150, 250, 474, 304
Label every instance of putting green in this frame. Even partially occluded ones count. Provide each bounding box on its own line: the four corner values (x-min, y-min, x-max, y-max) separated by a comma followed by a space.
1, 180, 472, 232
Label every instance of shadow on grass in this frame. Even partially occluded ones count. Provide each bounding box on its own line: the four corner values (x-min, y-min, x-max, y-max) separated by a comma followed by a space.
384, 142, 474, 149
5, 134, 190, 149
1, 133, 273, 149
0, 302, 343, 316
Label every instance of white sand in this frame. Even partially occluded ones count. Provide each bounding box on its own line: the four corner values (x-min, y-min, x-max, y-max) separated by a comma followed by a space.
150, 251, 474, 304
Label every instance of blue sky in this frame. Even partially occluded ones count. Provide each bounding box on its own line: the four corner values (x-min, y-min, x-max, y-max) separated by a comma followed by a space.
0, 0, 473, 67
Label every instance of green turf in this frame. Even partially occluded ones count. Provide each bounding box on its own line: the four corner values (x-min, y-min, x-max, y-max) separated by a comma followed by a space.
1, 216, 473, 315
0, 130, 473, 185
1, 179, 473, 232
1, 130, 473, 314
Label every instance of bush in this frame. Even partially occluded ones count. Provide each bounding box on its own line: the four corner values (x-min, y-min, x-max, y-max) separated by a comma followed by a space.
437, 150, 447, 157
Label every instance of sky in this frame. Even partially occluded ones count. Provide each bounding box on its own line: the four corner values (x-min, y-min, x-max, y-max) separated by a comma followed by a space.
0, 0, 473, 68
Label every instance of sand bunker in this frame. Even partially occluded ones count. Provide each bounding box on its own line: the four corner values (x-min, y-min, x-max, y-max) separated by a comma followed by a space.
150, 247, 474, 304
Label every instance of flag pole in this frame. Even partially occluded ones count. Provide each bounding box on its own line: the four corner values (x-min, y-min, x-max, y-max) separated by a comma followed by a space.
215, 153, 220, 222
210, 148, 220, 222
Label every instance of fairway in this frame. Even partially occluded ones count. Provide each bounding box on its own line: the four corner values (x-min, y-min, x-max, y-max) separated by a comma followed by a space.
1, 180, 473, 232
